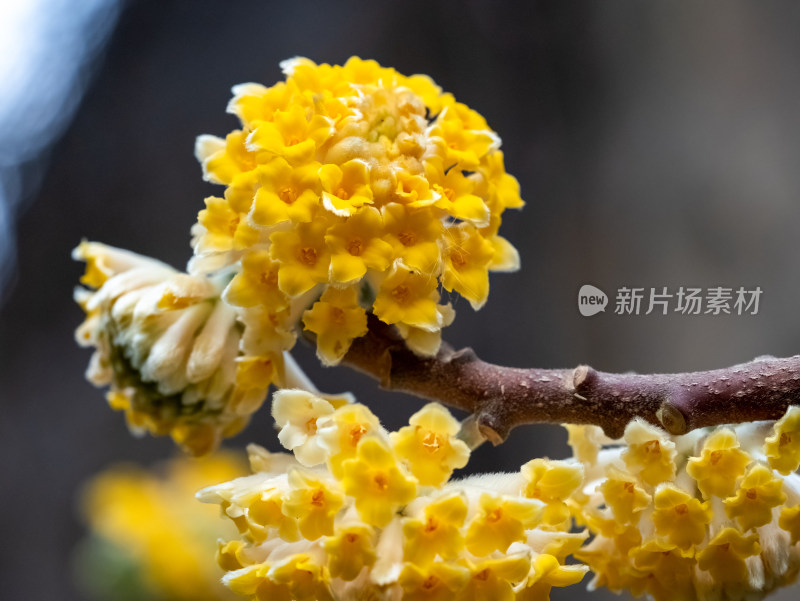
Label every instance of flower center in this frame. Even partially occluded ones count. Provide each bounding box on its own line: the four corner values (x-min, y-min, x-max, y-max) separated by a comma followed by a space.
345, 533, 359, 544
259, 269, 278, 287
424, 517, 438, 533
450, 249, 467, 269
746, 488, 758, 500
487, 508, 503, 523
311, 490, 325, 506
298, 246, 318, 266
391, 285, 411, 304
780, 432, 792, 447
279, 187, 297, 204
443, 188, 455, 201
305, 417, 318, 434
374, 473, 389, 491
709, 450, 723, 465
422, 576, 439, 591
643, 440, 661, 454
330, 307, 346, 325
336, 186, 350, 200
398, 231, 417, 246
347, 237, 364, 256
674, 503, 688, 515
422, 430, 442, 452
349, 424, 367, 446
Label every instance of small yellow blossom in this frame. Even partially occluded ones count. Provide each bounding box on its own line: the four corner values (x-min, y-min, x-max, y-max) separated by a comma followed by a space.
403, 492, 468, 564
247, 104, 332, 165
764, 405, 800, 475
779, 504, 800, 544
281, 469, 344, 540
267, 554, 334, 601
223, 250, 289, 310
323, 524, 377, 580
598, 467, 651, 524
390, 402, 470, 486
324, 206, 394, 284
271, 389, 334, 466
652, 484, 712, 552
696, 528, 761, 583
319, 159, 374, 216
317, 402, 385, 478
461, 555, 531, 601
441, 223, 495, 310
724, 464, 787, 531
564, 424, 607, 465
465, 492, 543, 555
195, 195, 259, 254
340, 436, 418, 527
251, 158, 322, 226
521, 458, 584, 527
372, 265, 443, 331
269, 220, 331, 297
518, 553, 588, 601
621, 420, 677, 487
398, 562, 470, 601
302, 286, 367, 366
382, 203, 443, 275
686, 428, 752, 498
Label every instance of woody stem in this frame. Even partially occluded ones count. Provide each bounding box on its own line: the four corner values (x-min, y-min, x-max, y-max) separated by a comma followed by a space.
339, 315, 800, 443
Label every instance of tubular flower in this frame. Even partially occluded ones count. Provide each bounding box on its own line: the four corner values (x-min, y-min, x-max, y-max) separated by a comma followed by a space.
77, 452, 245, 601
199, 394, 588, 601
570, 408, 800, 601
73, 241, 282, 455
190, 56, 523, 360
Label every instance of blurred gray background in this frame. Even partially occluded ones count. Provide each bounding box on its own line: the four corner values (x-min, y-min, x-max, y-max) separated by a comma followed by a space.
2, 0, 800, 599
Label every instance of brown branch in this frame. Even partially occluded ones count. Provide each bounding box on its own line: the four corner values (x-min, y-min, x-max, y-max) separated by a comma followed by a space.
340, 315, 800, 443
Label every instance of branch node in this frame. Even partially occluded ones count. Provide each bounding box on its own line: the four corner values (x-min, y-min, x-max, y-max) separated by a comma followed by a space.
476, 413, 506, 445
657, 401, 687, 435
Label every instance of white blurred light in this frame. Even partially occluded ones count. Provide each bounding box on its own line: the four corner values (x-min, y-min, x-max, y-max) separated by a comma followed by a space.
0, 0, 120, 301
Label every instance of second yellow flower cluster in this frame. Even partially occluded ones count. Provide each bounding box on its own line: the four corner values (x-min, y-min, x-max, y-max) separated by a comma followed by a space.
198, 391, 588, 601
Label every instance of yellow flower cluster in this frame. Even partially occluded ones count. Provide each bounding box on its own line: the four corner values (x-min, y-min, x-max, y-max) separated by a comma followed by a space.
77, 452, 245, 600
192, 56, 523, 363
74, 241, 292, 455
198, 392, 588, 601
569, 407, 800, 601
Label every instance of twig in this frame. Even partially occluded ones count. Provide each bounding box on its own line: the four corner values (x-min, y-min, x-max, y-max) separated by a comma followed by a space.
340, 315, 800, 443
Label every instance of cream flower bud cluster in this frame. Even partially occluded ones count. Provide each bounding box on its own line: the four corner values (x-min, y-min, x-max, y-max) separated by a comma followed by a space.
73, 241, 291, 455
568, 406, 800, 601
197, 391, 589, 601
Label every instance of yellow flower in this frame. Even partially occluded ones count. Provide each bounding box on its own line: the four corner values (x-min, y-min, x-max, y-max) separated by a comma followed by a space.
271, 389, 335, 466
403, 492, 468, 564
317, 402, 385, 478
724, 464, 787, 531
441, 223, 495, 310
465, 492, 543, 556
302, 285, 368, 366
621, 419, 677, 487
323, 524, 377, 580
425, 160, 490, 227
339, 437, 418, 527
195, 195, 259, 255
398, 561, 470, 601
382, 203, 443, 275
686, 428, 752, 498
269, 220, 331, 297
247, 104, 332, 165
372, 265, 443, 331
461, 555, 531, 601
779, 504, 800, 544
520, 458, 584, 527
281, 468, 344, 540
564, 424, 606, 465
319, 159, 374, 216
628, 539, 696, 601
651, 484, 712, 552
597, 467, 652, 525
517, 553, 588, 601
223, 250, 289, 310
429, 105, 499, 170
696, 528, 760, 583
324, 205, 394, 284
764, 405, 800, 475
390, 402, 470, 487
251, 158, 322, 226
